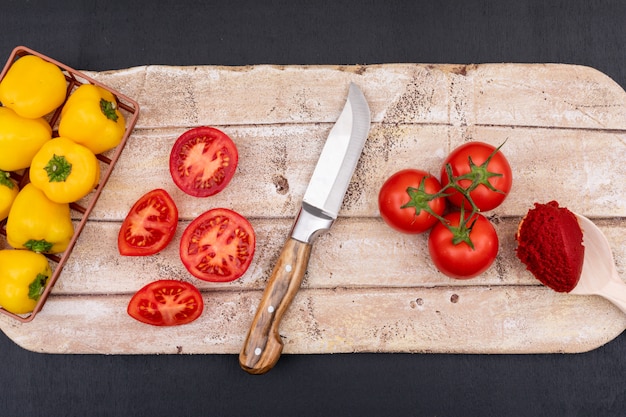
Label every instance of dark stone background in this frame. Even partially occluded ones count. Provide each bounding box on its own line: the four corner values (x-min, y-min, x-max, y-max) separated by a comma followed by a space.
1, 1, 625, 415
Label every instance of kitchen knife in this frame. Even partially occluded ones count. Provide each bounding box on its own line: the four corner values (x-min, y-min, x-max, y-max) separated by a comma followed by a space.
239, 83, 371, 374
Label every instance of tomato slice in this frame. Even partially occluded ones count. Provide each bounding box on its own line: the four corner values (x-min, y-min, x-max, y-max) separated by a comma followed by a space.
169, 126, 239, 197
118, 189, 179, 256
127, 280, 204, 326
180, 208, 255, 282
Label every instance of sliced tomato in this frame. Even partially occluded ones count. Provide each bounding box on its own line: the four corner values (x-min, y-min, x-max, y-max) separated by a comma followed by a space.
118, 189, 179, 256
180, 208, 255, 282
169, 126, 239, 197
127, 279, 204, 326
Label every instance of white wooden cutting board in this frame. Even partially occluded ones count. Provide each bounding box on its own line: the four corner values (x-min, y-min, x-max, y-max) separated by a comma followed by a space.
1, 63, 625, 355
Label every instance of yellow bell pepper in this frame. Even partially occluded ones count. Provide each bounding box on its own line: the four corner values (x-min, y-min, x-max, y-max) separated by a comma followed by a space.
29, 136, 100, 204
0, 54, 67, 119
0, 106, 52, 171
58, 84, 126, 154
6, 183, 74, 254
0, 249, 52, 314
0, 171, 18, 221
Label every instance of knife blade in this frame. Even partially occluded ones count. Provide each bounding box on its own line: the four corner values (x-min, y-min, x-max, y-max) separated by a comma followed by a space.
239, 83, 371, 374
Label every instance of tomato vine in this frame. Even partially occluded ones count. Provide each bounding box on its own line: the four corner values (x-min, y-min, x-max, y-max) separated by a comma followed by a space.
405, 141, 509, 249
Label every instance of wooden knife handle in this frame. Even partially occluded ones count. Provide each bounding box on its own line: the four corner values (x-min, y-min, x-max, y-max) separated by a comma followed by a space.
239, 237, 312, 374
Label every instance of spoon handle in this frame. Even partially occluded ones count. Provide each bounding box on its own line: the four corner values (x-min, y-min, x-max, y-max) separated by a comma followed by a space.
598, 278, 626, 315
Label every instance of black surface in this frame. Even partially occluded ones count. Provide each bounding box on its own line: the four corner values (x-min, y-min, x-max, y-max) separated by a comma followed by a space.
2, 0, 626, 416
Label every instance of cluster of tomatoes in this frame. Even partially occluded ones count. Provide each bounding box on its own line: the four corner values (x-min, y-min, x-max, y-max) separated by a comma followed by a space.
378, 141, 513, 279
119, 126, 256, 326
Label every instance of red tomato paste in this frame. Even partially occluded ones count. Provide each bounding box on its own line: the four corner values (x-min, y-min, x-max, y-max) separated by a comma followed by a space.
515, 201, 584, 293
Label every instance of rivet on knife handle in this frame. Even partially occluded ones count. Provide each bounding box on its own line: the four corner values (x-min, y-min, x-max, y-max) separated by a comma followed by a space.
239, 238, 311, 374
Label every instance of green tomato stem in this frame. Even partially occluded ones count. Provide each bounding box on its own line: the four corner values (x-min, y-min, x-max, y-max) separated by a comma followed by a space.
447, 205, 477, 250
401, 176, 449, 223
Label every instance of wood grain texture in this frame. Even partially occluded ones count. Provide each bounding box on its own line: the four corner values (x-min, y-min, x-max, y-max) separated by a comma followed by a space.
0, 63, 625, 354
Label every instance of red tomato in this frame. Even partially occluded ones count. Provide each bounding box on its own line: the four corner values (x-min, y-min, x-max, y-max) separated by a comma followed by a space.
180, 208, 255, 282
378, 169, 446, 234
169, 126, 239, 197
118, 189, 179, 256
127, 279, 204, 326
440, 142, 512, 212
428, 211, 498, 279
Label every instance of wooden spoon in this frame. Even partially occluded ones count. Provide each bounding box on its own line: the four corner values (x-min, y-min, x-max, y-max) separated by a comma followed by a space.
569, 214, 626, 314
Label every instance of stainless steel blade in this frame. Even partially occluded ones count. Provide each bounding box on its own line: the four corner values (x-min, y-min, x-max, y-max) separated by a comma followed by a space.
302, 82, 371, 219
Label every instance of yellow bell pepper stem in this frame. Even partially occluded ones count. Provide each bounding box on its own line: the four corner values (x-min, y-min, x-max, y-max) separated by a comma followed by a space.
0, 55, 67, 119
0, 171, 19, 221
6, 183, 74, 254
0, 249, 52, 315
0, 106, 52, 171
59, 84, 126, 154
29, 136, 100, 204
